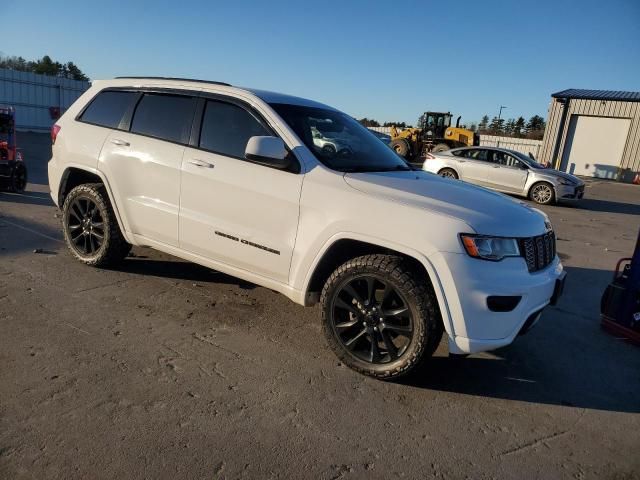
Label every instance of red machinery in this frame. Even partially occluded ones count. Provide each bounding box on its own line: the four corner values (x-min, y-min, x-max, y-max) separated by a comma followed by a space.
601, 227, 640, 345
0, 106, 28, 192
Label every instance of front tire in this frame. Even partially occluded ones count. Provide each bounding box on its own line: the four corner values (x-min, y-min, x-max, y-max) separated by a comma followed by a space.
390, 139, 410, 158
529, 182, 556, 205
438, 168, 459, 179
62, 183, 131, 266
321, 254, 442, 379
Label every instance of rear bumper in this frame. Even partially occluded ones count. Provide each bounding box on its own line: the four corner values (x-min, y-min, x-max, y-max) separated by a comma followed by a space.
47, 156, 62, 207
428, 252, 565, 354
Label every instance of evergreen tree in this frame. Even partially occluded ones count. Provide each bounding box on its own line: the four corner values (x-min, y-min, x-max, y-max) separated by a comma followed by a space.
504, 118, 516, 136
525, 115, 546, 139
488, 116, 505, 135
478, 115, 489, 132
0, 54, 89, 81
514, 117, 526, 137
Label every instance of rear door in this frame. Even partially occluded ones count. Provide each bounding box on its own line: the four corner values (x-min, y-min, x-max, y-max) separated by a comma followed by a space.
179, 97, 303, 283
485, 150, 528, 193
456, 148, 491, 185
98, 91, 197, 246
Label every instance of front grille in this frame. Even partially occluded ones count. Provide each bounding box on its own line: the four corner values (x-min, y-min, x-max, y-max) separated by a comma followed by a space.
520, 231, 556, 272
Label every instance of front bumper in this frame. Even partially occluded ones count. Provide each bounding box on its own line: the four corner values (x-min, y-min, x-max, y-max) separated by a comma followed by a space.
428, 251, 565, 354
557, 183, 585, 200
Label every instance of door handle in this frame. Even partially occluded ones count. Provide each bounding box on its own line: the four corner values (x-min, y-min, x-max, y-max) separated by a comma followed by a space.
110, 138, 130, 146
492, 165, 501, 168
188, 159, 214, 168
458, 160, 466, 163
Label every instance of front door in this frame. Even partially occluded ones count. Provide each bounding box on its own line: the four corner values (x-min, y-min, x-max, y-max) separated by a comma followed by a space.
485, 150, 529, 193
179, 98, 303, 283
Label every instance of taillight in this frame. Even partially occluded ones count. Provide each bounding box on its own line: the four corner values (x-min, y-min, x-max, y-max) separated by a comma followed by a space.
51, 124, 61, 144
425, 153, 436, 160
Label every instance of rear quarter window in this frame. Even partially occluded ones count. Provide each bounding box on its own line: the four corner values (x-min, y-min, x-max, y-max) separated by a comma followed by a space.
130, 93, 197, 144
79, 91, 138, 129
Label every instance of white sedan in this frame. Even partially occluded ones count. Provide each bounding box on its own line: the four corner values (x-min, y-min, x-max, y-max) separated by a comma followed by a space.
422, 147, 585, 205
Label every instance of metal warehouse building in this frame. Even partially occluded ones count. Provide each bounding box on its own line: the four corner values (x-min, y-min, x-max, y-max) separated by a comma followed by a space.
539, 89, 640, 182
0, 68, 90, 132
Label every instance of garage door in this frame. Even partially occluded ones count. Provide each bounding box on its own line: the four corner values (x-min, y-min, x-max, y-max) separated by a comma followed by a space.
560, 115, 631, 178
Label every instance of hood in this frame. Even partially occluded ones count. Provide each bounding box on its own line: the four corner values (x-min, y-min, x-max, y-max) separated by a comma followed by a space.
344, 170, 548, 238
533, 167, 583, 184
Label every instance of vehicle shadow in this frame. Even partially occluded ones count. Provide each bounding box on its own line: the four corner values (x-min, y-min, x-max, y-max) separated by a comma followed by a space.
400, 266, 640, 414
112, 256, 257, 290
0, 190, 54, 207
0, 211, 62, 256
562, 198, 640, 215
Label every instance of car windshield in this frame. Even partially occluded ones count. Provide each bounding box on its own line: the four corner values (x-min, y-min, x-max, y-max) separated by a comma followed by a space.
271, 103, 411, 172
512, 150, 547, 169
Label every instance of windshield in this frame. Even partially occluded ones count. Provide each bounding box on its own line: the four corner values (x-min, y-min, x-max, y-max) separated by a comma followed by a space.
271, 103, 411, 172
512, 150, 547, 169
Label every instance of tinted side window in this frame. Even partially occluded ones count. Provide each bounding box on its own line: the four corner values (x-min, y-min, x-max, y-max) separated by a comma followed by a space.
200, 100, 270, 158
79, 91, 138, 128
467, 149, 488, 161
131, 94, 196, 144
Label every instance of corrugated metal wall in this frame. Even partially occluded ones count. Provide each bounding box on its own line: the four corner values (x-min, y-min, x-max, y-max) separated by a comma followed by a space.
539, 97, 640, 181
0, 68, 90, 131
478, 135, 543, 157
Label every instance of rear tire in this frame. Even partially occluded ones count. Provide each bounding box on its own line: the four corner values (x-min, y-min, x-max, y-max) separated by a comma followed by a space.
438, 168, 459, 179
390, 139, 410, 158
529, 181, 556, 205
8, 163, 27, 192
432, 143, 450, 153
62, 183, 131, 266
320, 254, 443, 380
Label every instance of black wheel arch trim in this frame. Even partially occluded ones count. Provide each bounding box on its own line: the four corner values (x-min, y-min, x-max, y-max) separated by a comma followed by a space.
58, 166, 132, 244
301, 236, 456, 337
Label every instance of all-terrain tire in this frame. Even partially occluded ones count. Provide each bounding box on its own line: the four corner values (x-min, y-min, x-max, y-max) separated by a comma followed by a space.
8, 163, 27, 192
320, 254, 443, 380
432, 143, 450, 153
62, 183, 131, 266
390, 139, 410, 158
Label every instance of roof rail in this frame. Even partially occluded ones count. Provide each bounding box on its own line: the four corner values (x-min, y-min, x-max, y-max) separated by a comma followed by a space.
115, 76, 232, 87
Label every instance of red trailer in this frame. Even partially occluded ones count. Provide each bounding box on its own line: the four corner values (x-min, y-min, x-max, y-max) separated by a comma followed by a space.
0, 106, 28, 192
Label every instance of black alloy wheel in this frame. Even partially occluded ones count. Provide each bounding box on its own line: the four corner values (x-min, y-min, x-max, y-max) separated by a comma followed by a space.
331, 274, 414, 364
66, 196, 105, 256
61, 183, 131, 266
321, 254, 443, 379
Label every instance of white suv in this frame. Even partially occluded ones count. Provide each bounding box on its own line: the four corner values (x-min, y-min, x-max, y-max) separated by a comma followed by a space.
48, 77, 566, 379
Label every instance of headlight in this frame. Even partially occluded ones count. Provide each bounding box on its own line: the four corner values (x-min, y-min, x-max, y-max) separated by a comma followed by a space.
460, 234, 520, 261
559, 178, 576, 186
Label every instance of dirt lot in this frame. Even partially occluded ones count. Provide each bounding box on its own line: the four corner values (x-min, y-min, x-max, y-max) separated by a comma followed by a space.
1, 133, 639, 479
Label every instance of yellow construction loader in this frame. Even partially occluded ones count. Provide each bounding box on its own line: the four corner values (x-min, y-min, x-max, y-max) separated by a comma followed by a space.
390, 111, 479, 160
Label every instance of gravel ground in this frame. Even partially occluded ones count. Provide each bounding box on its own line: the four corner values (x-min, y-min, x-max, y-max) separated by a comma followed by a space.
1, 133, 639, 479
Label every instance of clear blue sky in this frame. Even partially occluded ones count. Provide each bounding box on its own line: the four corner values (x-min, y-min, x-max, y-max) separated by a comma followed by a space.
3, 0, 639, 125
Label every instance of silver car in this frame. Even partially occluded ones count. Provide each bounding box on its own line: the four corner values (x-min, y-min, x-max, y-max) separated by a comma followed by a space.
422, 147, 585, 205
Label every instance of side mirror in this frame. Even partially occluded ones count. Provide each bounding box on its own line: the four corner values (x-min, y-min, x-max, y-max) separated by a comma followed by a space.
245, 136, 290, 169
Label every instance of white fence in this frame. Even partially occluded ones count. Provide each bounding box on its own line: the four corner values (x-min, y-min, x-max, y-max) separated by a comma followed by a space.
368, 126, 394, 135
368, 128, 543, 157
478, 135, 543, 158
0, 68, 90, 131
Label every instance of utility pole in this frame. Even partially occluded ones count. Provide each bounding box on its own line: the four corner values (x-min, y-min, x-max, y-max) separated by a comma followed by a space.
498, 105, 507, 121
